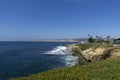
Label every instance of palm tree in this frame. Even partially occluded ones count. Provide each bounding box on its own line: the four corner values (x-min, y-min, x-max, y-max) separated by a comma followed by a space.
88, 36, 94, 43
96, 36, 99, 39
97, 36, 103, 44
88, 34, 90, 37
107, 36, 110, 40
106, 36, 110, 44
96, 36, 99, 43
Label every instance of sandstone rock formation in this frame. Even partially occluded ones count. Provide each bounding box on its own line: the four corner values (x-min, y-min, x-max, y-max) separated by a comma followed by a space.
71, 44, 120, 63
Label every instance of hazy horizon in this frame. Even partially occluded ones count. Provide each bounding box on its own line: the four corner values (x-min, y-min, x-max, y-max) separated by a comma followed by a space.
0, 0, 120, 41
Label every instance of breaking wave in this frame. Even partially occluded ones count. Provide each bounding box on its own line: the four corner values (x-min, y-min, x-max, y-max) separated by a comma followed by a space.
45, 46, 69, 55
45, 46, 78, 67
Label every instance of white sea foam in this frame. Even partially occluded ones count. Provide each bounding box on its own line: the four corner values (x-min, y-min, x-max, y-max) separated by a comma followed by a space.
45, 46, 78, 66
45, 46, 69, 55
65, 55, 78, 67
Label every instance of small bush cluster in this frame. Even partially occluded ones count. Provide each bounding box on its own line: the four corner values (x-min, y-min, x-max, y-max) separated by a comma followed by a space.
75, 44, 100, 51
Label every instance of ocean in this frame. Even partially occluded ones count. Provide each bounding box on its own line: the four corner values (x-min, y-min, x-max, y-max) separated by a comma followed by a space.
0, 42, 78, 80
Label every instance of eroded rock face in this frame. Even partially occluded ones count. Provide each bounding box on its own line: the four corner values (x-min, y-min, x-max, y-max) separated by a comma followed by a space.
83, 47, 106, 62
109, 48, 120, 58
71, 45, 120, 63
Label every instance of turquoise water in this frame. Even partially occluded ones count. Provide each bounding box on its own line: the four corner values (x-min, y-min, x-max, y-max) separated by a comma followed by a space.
0, 42, 76, 80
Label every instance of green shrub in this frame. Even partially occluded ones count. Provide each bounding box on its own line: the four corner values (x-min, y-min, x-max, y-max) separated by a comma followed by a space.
75, 44, 100, 51
74, 44, 113, 51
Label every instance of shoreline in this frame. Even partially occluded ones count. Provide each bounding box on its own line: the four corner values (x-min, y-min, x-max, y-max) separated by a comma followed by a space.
9, 43, 120, 80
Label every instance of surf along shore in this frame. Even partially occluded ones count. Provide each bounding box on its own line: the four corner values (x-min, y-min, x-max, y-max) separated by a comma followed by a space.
10, 43, 120, 80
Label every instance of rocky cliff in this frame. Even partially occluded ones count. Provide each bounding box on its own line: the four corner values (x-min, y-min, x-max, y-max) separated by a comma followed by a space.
71, 44, 120, 63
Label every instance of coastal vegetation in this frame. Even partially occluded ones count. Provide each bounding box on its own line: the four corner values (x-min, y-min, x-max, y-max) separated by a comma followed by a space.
10, 58, 120, 80
87, 35, 111, 44
87, 35, 120, 45
9, 36, 120, 80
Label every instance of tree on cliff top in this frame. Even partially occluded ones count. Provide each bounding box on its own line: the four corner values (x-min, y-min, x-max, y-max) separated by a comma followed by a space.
88, 36, 94, 43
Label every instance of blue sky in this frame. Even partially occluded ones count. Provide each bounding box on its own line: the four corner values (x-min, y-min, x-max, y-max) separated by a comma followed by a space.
0, 0, 120, 41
